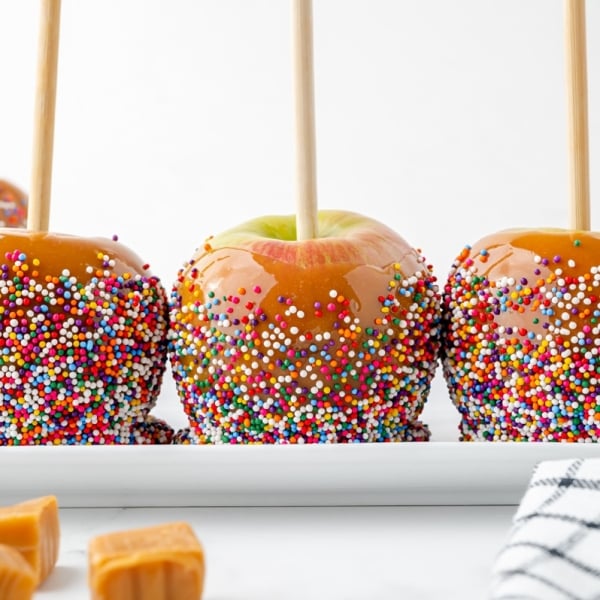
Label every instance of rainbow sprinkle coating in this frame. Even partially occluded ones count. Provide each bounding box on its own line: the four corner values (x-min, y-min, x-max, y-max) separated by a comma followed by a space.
169, 251, 441, 444
442, 231, 600, 442
0, 240, 171, 445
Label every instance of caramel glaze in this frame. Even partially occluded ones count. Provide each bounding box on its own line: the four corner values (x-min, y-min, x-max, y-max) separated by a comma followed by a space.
0, 230, 149, 280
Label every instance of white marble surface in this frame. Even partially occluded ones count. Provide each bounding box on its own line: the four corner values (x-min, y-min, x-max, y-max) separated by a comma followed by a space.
35, 505, 515, 599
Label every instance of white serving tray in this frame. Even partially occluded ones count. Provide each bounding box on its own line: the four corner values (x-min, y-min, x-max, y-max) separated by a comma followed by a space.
2, 442, 600, 507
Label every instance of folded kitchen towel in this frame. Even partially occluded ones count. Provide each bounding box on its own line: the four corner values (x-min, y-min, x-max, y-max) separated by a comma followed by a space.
490, 457, 600, 600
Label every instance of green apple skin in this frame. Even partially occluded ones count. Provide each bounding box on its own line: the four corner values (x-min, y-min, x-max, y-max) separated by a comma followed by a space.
170, 210, 441, 444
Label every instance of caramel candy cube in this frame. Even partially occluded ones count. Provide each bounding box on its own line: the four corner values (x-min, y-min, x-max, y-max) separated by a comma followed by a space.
0, 544, 36, 599
89, 522, 205, 600
0, 495, 60, 585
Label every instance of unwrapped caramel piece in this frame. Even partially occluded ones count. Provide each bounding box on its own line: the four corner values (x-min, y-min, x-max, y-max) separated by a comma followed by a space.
0, 544, 36, 599
0, 495, 60, 585
88, 521, 205, 600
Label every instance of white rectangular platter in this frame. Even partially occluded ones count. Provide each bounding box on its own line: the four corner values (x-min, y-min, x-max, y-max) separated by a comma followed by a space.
2, 442, 600, 507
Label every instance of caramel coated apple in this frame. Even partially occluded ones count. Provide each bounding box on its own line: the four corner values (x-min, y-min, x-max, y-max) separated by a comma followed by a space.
0, 230, 171, 444
443, 229, 600, 441
169, 210, 441, 443
0, 180, 27, 228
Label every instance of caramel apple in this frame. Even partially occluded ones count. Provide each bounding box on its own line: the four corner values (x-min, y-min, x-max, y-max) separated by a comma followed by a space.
169, 210, 441, 443
0, 181, 27, 228
442, 229, 600, 441
0, 230, 171, 444
0, 1, 172, 444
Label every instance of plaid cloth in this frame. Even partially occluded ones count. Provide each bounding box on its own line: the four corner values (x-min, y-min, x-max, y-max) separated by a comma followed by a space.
490, 458, 600, 600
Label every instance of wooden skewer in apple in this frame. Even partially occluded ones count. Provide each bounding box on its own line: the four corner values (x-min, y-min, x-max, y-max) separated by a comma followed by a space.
27, 0, 61, 233
565, 0, 590, 230
442, 0, 597, 442
169, 0, 442, 444
0, 0, 173, 446
292, 0, 318, 241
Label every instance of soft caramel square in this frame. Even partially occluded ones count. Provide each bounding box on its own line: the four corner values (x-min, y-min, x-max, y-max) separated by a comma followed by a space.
0, 495, 60, 585
88, 521, 205, 600
0, 543, 36, 599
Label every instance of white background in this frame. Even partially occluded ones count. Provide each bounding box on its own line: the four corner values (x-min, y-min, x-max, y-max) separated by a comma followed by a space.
0, 0, 598, 439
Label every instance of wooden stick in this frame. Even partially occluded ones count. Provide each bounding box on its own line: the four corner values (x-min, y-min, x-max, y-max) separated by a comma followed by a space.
565, 0, 590, 230
28, 0, 61, 232
293, 0, 318, 240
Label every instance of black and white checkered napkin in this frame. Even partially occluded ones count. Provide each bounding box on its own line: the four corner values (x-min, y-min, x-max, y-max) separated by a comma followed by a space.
490, 458, 600, 600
